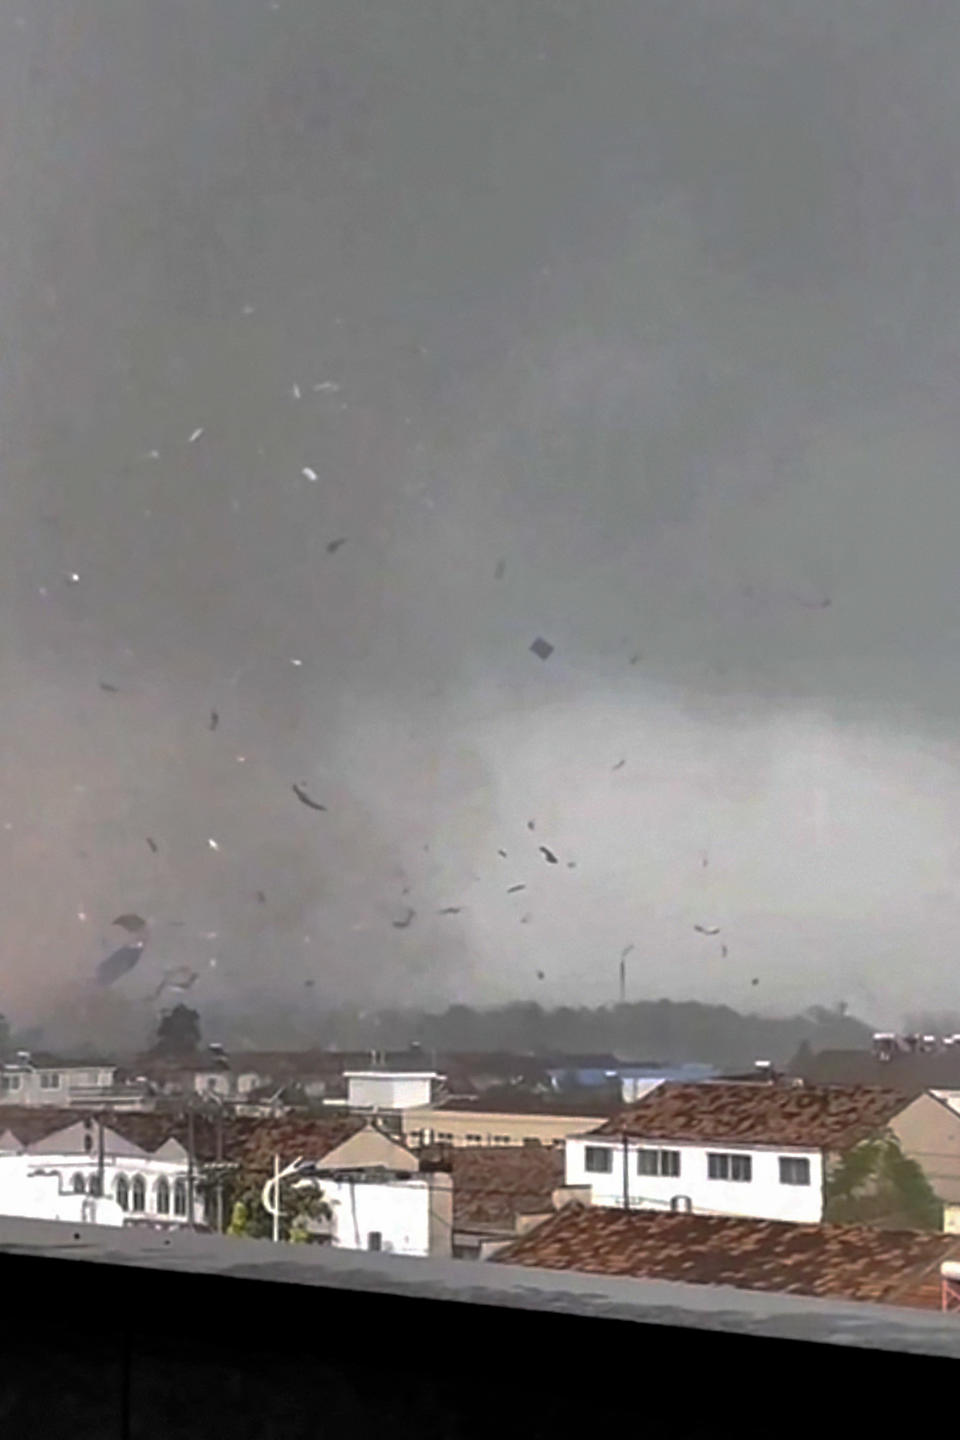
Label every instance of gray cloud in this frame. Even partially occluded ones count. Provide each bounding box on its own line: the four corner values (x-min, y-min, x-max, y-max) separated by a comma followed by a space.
2, 0, 959, 1034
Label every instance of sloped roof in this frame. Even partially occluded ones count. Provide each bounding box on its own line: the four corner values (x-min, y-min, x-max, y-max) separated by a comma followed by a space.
420, 1144, 564, 1234
0, 1106, 363, 1168
791, 1048, 960, 1093
589, 1082, 910, 1149
315, 1125, 419, 1173
493, 1205, 959, 1308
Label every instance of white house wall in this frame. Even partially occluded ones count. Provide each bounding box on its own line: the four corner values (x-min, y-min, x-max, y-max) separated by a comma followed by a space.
565, 1138, 823, 1223
345, 1074, 437, 1111
0, 1151, 203, 1227
322, 1176, 437, 1256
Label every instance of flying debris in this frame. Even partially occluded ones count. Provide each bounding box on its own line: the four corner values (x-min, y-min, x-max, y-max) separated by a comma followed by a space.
751, 977, 759, 986
507, 884, 526, 894
188, 428, 204, 444
536, 970, 545, 981
290, 658, 303, 667
539, 846, 558, 865
97, 942, 145, 986
629, 654, 641, 666
112, 913, 147, 933
694, 924, 720, 936
146, 837, 159, 854
529, 636, 554, 661
256, 890, 267, 905
208, 838, 220, 851
151, 966, 197, 1000
721, 944, 728, 959
304, 978, 316, 988
497, 849, 507, 858
495, 559, 506, 579
326, 537, 348, 554
438, 907, 462, 915
292, 783, 327, 812
209, 709, 219, 732
527, 820, 535, 831
99, 681, 120, 693
701, 850, 709, 869
612, 758, 626, 771
292, 383, 302, 399
302, 467, 319, 482
66, 572, 80, 585
621, 945, 634, 961
392, 908, 416, 929
312, 381, 340, 392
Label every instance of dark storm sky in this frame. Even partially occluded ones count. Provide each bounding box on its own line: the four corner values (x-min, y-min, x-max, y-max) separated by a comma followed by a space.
2, 0, 959, 1037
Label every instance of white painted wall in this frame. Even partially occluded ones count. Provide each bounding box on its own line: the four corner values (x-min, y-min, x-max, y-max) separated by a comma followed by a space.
345, 1072, 439, 1111
0, 1157, 124, 1226
322, 1174, 448, 1256
0, 1151, 203, 1227
565, 1137, 823, 1223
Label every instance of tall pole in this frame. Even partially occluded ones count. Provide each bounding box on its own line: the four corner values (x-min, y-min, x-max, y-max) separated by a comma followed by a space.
96, 1112, 105, 1198
272, 1154, 280, 1244
619, 957, 626, 1006
187, 1105, 196, 1232
622, 1132, 630, 1212
215, 1105, 224, 1234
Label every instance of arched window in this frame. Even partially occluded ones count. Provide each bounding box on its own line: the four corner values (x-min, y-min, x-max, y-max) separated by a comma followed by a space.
72, 1173, 85, 1193
173, 1177, 188, 1217
115, 1174, 129, 1211
87, 1174, 102, 1197
131, 1175, 146, 1212
156, 1176, 170, 1215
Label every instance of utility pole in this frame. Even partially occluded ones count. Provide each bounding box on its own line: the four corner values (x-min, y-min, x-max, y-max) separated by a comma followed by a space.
215, 1105, 224, 1234
622, 1132, 630, 1212
619, 957, 626, 1005
96, 1112, 105, 1198
186, 1105, 196, 1232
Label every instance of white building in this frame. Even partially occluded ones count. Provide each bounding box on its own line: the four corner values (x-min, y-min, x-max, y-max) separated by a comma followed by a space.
0, 1118, 204, 1228
0, 1058, 123, 1108
565, 1081, 914, 1224
344, 1070, 444, 1113
311, 1125, 453, 1257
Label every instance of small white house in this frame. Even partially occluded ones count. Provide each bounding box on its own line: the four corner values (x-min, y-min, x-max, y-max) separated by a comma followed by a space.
566, 1081, 914, 1224
310, 1124, 453, 1257
344, 1070, 444, 1113
0, 1060, 120, 1108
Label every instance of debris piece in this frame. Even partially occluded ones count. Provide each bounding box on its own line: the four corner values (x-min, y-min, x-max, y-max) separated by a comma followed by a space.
146, 837, 159, 854
392, 907, 416, 929
694, 924, 720, 936
530, 636, 554, 661
313, 381, 340, 392
721, 944, 728, 958
97, 942, 145, 986
507, 884, 526, 894
438, 906, 462, 915
66, 572, 80, 585
498, 849, 507, 858
256, 890, 267, 905
292, 783, 326, 812
290, 658, 303, 667
527, 820, 535, 831
304, 978, 315, 988
539, 845, 558, 865
188, 428, 204, 444
536, 970, 545, 980
208, 838, 220, 851
292, 383, 302, 399
495, 559, 506, 579
612, 758, 626, 771
326, 537, 348, 553
751, 977, 759, 986
302, 467, 319, 482
112, 914, 147, 933
99, 681, 120, 693
209, 708, 219, 732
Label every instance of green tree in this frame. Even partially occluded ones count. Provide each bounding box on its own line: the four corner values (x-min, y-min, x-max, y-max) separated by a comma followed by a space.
825, 1133, 942, 1230
153, 1004, 202, 1057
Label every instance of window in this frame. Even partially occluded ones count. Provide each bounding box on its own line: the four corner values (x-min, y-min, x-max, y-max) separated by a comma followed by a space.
585, 1146, 613, 1174
0, 1074, 21, 1092
779, 1156, 811, 1186
131, 1174, 146, 1211
437, 1132, 454, 1143
173, 1177, 188, 1216
115, 1175, 129, 1211
636, 1148, 681, 1178
367, 1231, 383, 1252
707, 1153, 752, 1182
156, 1177, 171, 1215
71, 1173, 85, 1193
39, 1072, 61, 1089
493, 1135, 511, 1145
465, 1133, 483, 1144
87, 1174, 102, 1197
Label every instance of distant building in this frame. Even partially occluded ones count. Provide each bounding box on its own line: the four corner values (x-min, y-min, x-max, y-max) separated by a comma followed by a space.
493, 1205, 960, 1310
344, 1070, 445, 1113
312, 1126, 452, 1258
402, 1095, 610, 1150
0, 1056, 138, 1109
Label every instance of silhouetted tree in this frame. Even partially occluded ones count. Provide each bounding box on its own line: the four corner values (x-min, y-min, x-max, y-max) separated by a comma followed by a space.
825, 1134, 942, 1231
153, 1004, 202, 1057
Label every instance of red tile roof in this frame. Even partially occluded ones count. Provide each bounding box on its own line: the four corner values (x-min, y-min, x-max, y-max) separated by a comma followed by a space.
0, 1106, 363, 1169
590, 1082, 909, 1149
493, 1205, 959, 1308
420, 1144, 564, 1234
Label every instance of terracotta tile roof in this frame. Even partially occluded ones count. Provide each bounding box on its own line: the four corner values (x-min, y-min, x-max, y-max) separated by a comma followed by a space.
590, 1082, 909, 1149
493, 1205, 960, 1309
0, 1106, 363, 1169
421, 1144, 564, 1234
